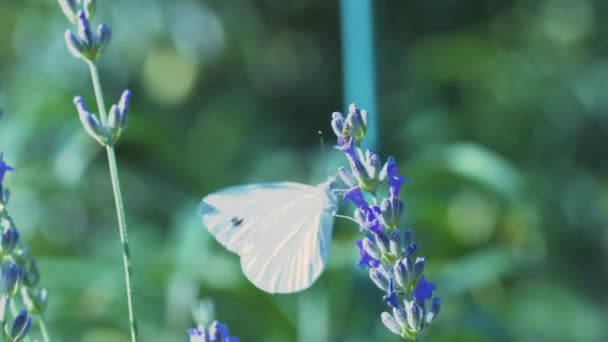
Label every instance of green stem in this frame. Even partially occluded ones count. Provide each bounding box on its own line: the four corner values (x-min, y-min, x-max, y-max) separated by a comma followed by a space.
37, 316, 50, 342
87, 61, 139, 342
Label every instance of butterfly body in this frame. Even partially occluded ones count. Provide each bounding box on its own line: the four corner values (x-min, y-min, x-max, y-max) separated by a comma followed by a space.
200, 178, 337, 294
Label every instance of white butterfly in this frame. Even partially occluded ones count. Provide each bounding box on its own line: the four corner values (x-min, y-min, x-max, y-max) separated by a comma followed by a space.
199, 178, 338, 294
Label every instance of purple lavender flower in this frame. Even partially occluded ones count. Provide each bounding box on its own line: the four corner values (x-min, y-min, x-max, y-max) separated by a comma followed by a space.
188, 320, 239, 342
0, 157, 13, 186
332, 104, 441, 340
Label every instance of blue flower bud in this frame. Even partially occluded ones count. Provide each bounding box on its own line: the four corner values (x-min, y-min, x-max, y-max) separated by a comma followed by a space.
1, 262, 23, 297
405, 300, 424, 332
107, 90, 130, 145
380, 196, 404, 229
84, 0, 96, 19
117, 89, 131, 116
21, 287, 48, 315
381, 311, 402, 335
413, 257, 425, 279
0, 226, 19, 255
389, 230, 401, 256
383, 280, 399, 308
364, 149, 381, 180
1, 189, 9, 207
392, 306, 408, 329
76, 11, 93, 47
23, 259, 40, 288
57, 0, 78, 24
362, 236, 381, 261
345, 104, 367, 142
331, 112, 344, 138
369, 266, 390, 291
426, 297, 441, 325
0, 154, 13, 189
64, 30, 86, 59
9, 310, 32, 341
403, 228, 414, 246
373, 232, 389, 255
393, 260, 409, 289
405, 242, 418, 258
208, 320, 230, 340
95, 24, 111, 55
74, 96, 109, 146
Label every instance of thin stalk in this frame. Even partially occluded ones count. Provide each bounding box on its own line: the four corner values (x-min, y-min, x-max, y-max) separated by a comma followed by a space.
87, 61, 139, 342
37, 316, 50, 342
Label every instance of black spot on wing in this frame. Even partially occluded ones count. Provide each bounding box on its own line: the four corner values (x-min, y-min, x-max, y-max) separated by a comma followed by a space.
230, 216, 244, 227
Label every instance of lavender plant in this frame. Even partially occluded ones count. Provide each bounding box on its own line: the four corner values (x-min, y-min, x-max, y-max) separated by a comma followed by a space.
332, 105, 441, 341
0, 156, 50, 342
57, 0, 137, 340
188, 321, 239, 342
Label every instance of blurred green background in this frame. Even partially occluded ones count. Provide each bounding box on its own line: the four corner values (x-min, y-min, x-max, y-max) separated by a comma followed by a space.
1, 0, 608, 341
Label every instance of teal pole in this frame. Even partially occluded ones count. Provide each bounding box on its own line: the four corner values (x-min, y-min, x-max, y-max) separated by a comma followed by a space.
340, 0, 378, 150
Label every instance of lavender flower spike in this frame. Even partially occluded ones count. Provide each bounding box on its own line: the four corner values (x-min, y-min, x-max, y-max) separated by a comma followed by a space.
331, 104, 441, 340
188, 320, 239, 342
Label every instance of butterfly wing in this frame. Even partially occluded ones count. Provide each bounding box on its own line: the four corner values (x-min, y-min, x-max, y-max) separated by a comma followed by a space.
200, 181, 337, 293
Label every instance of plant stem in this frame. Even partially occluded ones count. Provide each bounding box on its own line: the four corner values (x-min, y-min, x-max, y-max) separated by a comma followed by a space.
37, 316, 50, 342
87, 61, 139, 342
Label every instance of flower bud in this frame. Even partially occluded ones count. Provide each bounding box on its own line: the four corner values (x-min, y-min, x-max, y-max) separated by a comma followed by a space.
389, 230, 401, 256
107, 91, 130, 145
345, 104, 367, 142
95, 24, 111, 56
393, 306, 408, 329
1, 188, 9, 206
76, 11, 93, 47
1, 262, 23, 297
405, 300, 424, 332
208, 320, 230, 341
381, 311, 402, 335
9, 310, 32, 341
403, 228, 414, 246
381, 196, 404, 229
364, 149, 381, 180
362, 236, 381, 261
23, 259, 40, 288
369, 267, 390, 291
64, 30, 85, 59
331, 112, 344, 138
57, 0, 78, 24
0, 226, 19, 256
373, 232, 389, 255
426, 297, 441, 325
84, 0, 96, 19
413, 257, 425, 279
393, 260, 409, 289
405, 242, 418, 258
74, 96, 109, 146
22, 287, 48, 315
